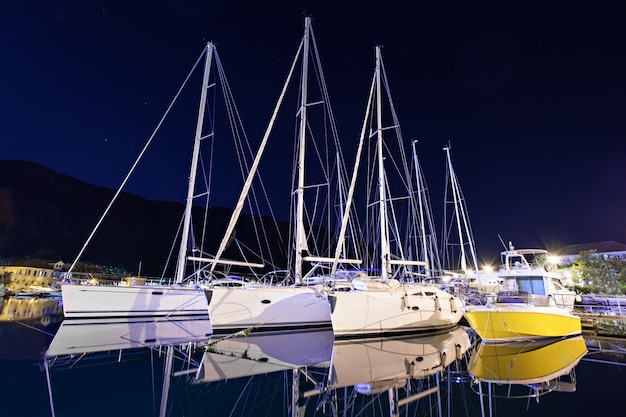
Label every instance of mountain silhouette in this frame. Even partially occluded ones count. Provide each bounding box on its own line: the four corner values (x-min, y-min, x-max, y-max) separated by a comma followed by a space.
0, 160, 290, 277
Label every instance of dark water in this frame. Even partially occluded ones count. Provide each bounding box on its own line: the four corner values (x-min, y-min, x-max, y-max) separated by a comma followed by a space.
0, 297, 624, 417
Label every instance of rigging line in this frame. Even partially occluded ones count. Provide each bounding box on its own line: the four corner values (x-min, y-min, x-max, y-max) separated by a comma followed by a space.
216, 52, 284, 263
210, 38, 304, 273
67, 46, 207, 274
161, 213, 185, 282
13, 319, 58, 336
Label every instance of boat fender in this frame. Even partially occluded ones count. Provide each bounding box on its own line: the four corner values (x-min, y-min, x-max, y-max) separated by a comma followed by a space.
401, 295, 420, 311
455, 343, 463, 360
434, 296, 441, 311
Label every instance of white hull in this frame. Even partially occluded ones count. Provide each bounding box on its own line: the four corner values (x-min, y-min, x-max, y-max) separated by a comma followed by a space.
206, 285, 331, 332
328, 284, 464, 337
61, 284, 210, 319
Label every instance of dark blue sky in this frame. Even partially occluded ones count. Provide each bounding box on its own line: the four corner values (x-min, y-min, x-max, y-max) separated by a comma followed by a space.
2, 1, 625, 263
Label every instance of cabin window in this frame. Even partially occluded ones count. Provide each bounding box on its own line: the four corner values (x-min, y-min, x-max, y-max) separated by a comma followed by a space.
515, 276, 545, 295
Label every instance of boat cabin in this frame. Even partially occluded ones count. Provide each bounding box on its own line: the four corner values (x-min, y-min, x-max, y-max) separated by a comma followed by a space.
498, 247, 578, 308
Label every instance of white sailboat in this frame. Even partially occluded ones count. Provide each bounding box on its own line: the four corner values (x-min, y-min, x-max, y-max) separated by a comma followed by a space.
60, 43, 228, 320
202, 17, 358, 332
326, 46, 464, 337
61, 18, 342, 330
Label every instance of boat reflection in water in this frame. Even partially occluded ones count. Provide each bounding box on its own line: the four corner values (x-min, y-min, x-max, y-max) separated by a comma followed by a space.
46, 315, 212, 356
468, 335, 587, 415
191, 326, 472, 417
39, 322, 592, 417
196, 328, 334, 382
43, 316, 213, 417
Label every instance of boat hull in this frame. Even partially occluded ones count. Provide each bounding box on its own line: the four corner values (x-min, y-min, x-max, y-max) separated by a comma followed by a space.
463, 304, 582, 342
328, 286, 464, 337
206, 286, 332, 332
61, 284, 210, 319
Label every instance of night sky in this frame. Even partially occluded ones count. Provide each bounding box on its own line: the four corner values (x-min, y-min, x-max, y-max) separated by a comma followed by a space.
2, 1, 625, 264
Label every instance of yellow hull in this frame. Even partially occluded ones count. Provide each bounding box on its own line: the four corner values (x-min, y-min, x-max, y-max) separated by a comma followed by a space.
463, 305, 581, 342
468, 336, 587, 384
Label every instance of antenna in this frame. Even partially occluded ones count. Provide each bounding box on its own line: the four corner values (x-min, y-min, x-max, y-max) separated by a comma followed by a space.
497, 234, 507, 250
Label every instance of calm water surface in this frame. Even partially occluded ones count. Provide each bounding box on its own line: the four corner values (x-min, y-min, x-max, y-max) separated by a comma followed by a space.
0, 297, 623, 417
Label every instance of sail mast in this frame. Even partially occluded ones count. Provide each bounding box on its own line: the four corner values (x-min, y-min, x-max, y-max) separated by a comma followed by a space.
294, 17, 312, 284
444, 145, 478, 272
375, 46, 391, 279
175, 43, 213, 284
412, 140, 431, 278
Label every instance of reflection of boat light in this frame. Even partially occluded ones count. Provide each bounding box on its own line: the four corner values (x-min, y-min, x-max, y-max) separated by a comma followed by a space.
468, 336, 587, 399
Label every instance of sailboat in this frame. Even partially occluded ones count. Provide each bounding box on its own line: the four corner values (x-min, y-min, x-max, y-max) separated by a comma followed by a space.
61, 19, 339, 331
59, 43, 242, 321
464, 243, 582, 342
326, 46, 464, 337
202, 17, 357, 332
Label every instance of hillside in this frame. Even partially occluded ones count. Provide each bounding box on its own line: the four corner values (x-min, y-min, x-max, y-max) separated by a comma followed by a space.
0, 160, 290, 276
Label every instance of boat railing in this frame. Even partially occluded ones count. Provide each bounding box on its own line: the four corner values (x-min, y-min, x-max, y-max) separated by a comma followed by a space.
550, 292, 579, 310
575, 294, 626, 316
493, 291, 552, 307
63, 272, 168, 286
496, 290, 531, 304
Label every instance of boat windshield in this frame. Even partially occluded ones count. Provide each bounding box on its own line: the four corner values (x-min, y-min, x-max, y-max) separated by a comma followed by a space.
515, 276, 546, 295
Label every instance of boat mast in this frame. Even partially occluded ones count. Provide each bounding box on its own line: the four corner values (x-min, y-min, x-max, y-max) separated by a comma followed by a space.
444, 145, 478, 273
412, 140, 431, 278
375, 46, 391, 279
294, 17, 312, 284
175, 43, 214, 284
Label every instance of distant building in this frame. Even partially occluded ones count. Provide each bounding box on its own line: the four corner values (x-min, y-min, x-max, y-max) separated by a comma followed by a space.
557, 241, 626, 265
0, 258, 67, 291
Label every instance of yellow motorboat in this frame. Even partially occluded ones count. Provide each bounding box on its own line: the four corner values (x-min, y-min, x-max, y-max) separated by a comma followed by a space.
464, 297, 582, 342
